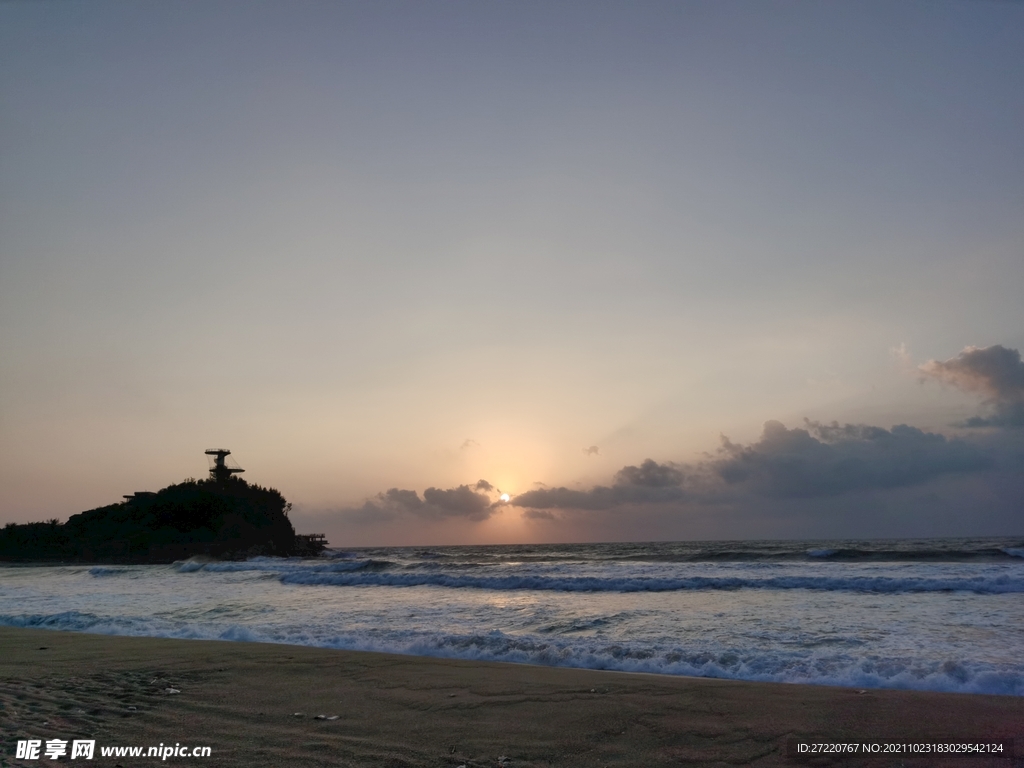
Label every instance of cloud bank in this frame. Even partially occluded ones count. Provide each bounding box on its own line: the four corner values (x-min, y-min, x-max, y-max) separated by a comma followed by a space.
512, 459, 687, 511
348, 482, 496, 523
712, 420, 991, 499
326, 344, 1023, 541
511, 420, 992, 511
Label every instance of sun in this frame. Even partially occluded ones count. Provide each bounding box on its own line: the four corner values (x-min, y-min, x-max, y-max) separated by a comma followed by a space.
499, 493, 510, 503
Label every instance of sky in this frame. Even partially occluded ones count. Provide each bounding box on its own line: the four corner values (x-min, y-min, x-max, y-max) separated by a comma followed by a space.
1, 0, 1022, 546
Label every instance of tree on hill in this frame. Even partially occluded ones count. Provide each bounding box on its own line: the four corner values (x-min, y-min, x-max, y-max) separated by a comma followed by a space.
0, 476, 299, 563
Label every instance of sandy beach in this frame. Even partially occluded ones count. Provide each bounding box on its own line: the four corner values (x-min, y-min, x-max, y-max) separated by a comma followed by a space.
0, 627, 1020, 767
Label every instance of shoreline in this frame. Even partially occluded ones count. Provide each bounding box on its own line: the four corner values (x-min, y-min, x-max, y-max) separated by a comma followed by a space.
2, 627, 1022, 767
6, 621, 1020, 699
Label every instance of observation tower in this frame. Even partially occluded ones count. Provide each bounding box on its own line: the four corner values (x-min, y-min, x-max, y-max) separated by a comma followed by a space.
205, 449, 244, 484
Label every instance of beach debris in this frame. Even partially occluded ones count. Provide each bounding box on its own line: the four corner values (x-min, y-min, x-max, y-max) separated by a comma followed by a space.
449, 745, 457, 754
164, 688, 180, 694
498, 756, 511, 765
293, 712, 304, 717
326, 716, 338, 721
127, 706, 137, 712
315, 714, 326, 720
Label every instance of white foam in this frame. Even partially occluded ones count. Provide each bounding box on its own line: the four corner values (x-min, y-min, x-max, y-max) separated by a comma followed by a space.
2, 612, 1020, 696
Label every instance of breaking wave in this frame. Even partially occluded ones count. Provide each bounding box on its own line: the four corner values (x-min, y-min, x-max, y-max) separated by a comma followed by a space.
87, 567, 134, 577
162, 548, 1024, 595
174, 557, 390, 574
270, 570, 1023, 594
1, 611, 1020, 696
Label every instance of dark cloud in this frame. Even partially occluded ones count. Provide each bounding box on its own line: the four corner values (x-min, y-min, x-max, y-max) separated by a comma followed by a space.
510, 486, 619, 511
513, 420, 994, 513
920, 345, 1024, 400
920, 345, 1024, 428
474, 479, 494, 491
960, 409, 1024, 428
583, 445, 600, 456
512, 459, 685, 510
422, 485, 493, 520
382, 488, 423, 511
713, 420, 992, 499
614, 458, 684, 487
347, 483, 495, 523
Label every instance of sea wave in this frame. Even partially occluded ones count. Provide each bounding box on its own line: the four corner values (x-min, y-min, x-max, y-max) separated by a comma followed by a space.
274, 570, 1024, 594
87, 567, 134, 577
795, 546, 1024, 562
1, 613, 1019, 696
172, 558, 388, 575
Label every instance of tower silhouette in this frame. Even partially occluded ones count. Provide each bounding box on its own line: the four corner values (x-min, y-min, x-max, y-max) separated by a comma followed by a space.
204, 449, 244, 483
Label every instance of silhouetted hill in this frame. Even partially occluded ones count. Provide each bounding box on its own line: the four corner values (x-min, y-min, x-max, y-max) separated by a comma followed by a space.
0, 476, 308, 563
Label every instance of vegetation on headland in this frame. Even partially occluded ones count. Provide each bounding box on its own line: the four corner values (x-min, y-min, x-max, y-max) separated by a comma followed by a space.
0, 476, 323, 563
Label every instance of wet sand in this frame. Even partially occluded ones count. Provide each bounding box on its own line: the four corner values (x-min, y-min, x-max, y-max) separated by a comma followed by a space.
1, 626, 1021, 767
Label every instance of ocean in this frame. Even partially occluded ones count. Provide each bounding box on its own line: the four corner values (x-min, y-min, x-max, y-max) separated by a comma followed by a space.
2, 538, 1023, 696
